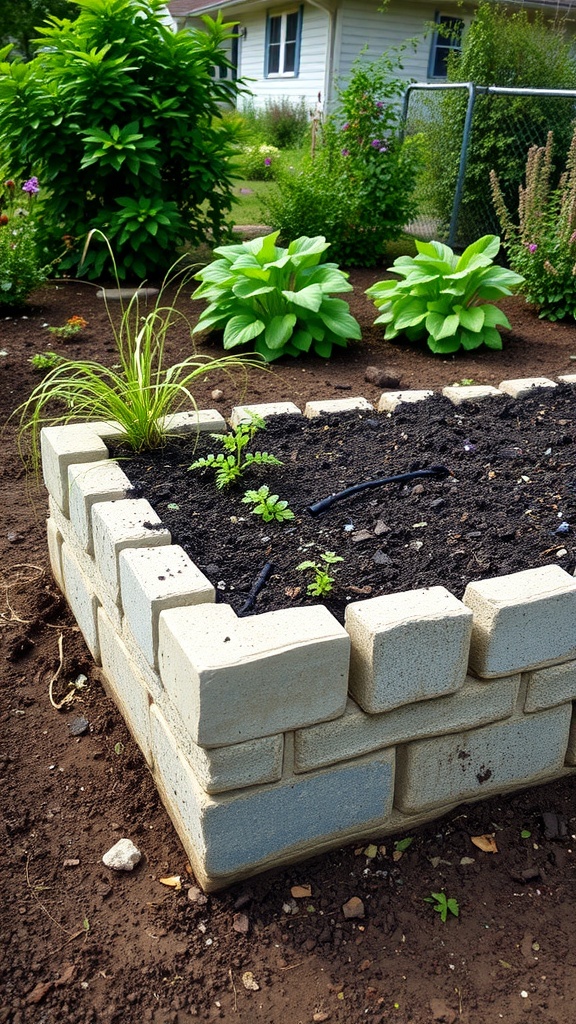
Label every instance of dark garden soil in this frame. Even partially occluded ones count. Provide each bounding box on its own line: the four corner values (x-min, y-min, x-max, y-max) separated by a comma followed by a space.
3, 263, 576, 1024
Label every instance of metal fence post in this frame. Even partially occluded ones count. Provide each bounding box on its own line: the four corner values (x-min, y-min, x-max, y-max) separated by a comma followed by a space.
448, 82, 476, 248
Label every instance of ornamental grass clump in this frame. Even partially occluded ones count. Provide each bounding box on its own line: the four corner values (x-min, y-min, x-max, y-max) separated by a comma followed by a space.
191, 231, 361, 361
491, 129, 576, 321
366, 235, 523, 354
0, 176, 48, 308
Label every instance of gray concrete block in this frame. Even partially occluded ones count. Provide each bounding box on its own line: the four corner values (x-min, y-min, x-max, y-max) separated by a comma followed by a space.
92, 498, 171, 607
158, 603, 350, 747
395, 705, 572, 813
162, 409, 227, 434
464, 565, 576, 677
97, 608, 154, 767
61, 542, 101, 663
499, 377, 557, 397
524, 660, 576, 712
119, 545, 215, 668
377, 390, 433, 412
230, 402, 302, 426
565, 711, 576, 765
345, 587, 472, 713
41, 424, 109, 515
46, 517, 64, 591
442, 385, 503, 405
68, 460, 132, 554
304, 397, 373, 417
294, 674, 520, 772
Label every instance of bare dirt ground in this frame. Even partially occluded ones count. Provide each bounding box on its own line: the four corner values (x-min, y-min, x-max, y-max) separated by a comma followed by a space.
2, 267, 576, 1024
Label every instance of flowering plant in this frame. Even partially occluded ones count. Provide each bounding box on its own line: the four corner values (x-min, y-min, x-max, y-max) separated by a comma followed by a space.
0, 176, 47, 309
237, 143, 281, 181
491, 128, 576, 321
48, 315, 88, 340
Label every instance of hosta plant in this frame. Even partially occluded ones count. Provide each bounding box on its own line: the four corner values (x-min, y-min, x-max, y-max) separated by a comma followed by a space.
191, 231, 362, 361
366, 235, 524, 354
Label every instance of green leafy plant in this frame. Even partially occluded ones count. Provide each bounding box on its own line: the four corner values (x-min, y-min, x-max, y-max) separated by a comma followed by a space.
16, 235, 255, 464
236, 143, 281, 181
241, 484, 295, 523
265, 48, 422, 267
366, 235, 523, 354
48, 315, 88, 340
424, 892, 460, 923
192, 231, 361, 362
394, 837, 414, 854
297, 551, 344, 597
29, 351, 63, 371
189, 413, 282, 488
0, 0, 243, 281
0, 175, 47, 308
491, 128, 576, 321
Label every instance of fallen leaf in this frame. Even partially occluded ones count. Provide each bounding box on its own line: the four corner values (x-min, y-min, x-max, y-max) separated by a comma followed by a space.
233, 912, 250, 934
159, 875, 182, 889
27, 981, 53, 1005
470, 834, 498, 853
285, 586, 301, 599
291, 884, 312, 898
242, 971, 260, 991
460, 857, 475, 866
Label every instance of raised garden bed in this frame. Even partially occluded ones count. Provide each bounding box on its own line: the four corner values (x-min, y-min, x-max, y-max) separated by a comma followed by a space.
41, 381, 576, 891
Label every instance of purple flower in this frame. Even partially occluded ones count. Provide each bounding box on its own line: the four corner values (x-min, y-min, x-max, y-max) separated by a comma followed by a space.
570, 231, 576, 244
379, 145, 387, 153
371, 139, 381, 148
341, 148, 349, 156
22, 176, 40, 194
264, 157, 272, 166
528, 243, 537, 254
375, 101, 384, 109
341, 123, 349, 132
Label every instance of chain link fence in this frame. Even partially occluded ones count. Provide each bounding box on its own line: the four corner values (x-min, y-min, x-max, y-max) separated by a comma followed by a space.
402, 83, 576, 249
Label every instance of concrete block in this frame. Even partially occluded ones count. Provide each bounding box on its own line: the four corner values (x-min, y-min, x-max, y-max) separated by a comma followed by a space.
442, 385, 503, 405
46, 517, 64, 591
230, 402, 301, 426
524, 660, 576, 712
68, 460, 132, 555
558, 375, 576, 384
162, 409, 227, 435
464, 565, 576, 677
565, 712, 576, 765
378, 390, 434, 412
294, 674, 520, 772
92, 499, 171, 607
151, 703, 395, 890
96, 286, 159, 300
499, 377, 557, 397
151, 700, 283, 795
41, 424, 109, 515
61, 542, 101, 663
345, 587, 473, 713
395, 705, 572, 813
158, 603, 350, 747
97, 608, 154, 767
119, 545, 215, 668
304, 397, 373, 418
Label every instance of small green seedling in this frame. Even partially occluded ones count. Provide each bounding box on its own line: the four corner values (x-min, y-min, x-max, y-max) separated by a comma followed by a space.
297, 550, 343, 596
242, 485, 295, 523
29, 351, 63, 371
188, 412, 282, 488
424, 892, 460, 923
394, 837, 414, 853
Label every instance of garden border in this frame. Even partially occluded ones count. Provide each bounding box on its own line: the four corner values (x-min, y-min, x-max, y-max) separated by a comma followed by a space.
41, 377, 576, 891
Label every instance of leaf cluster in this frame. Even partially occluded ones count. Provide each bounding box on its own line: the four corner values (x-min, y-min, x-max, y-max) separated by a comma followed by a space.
297, 551, 343, 597
192, 231, 361, 362
424, 892, 460, 923
366, 235, 523, 354
188, 413, 282, 488
241, 485, 294, 522
0, 0, 244, 280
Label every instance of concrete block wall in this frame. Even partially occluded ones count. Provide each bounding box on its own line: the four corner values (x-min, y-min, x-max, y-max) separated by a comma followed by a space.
41, 384, 576, 890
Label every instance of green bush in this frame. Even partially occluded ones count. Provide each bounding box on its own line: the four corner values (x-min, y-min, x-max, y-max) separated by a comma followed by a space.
266, 49, 421, 267
0, 0, 243, 281
236, 144, 281, 181
0, 174, 48, 308
239, 97, 310, 150
491, 128, 576, 321
427, 2, 576, 240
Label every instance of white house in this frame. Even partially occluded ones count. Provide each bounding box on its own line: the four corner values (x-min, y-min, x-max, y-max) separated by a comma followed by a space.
167, 0, 576, 111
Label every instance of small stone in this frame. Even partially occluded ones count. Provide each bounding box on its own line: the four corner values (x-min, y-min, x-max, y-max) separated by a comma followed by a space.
373, 549, 392, 566
7, 531, 23, 544
211, 388, 224, 401
188, 886, 208, 905
69, 716, 89, 737
411, 484, 425, 495
233, 912, 250, 934
351, 529, 373, 545
409, 539, 424, 551
364, 365, 401, 388
373, 519, 390, 535
313, 1013, 331, 1022
342, 896, 365, 919
102, 838, 141, 871
63, 858, 80, 868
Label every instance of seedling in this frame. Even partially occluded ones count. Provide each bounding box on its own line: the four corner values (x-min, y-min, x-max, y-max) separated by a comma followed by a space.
424, 892, 460, 923
29, 351, 63, 371
189, 413, 282, 489
394, 837, 414, 853
48, 315, 88, 339
297, 550, 343, 596
241, 485, 295, 523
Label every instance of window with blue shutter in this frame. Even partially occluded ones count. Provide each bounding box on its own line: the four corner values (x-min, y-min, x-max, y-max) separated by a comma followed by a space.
428, 13, 463, 79
265, 7, 303, 77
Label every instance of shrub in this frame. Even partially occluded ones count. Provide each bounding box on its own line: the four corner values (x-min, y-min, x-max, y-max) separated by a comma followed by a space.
491, 129, 576, 321
266, 49, 421, 267
0, 0, 243, 281
0, 175, 47, 308
236, 144, 281, 181
238, 97, 310, 149
427, 2, 576, 240
191, 231, 361, 361
366, 235, 523, 354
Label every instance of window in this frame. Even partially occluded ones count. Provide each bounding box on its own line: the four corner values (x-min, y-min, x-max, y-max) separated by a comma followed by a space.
265, 7, 303, 77
428, 14, 463, 79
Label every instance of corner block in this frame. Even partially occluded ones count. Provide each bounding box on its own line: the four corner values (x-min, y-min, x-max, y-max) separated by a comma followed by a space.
41, 424, 109, 516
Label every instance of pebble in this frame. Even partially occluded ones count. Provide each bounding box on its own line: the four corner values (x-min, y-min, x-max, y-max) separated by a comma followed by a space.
211, 388, 224, 401
102, 838, 142, 871
69, 716, 89, 736
373, 550, 392, 566
374, 519, 390, 535
342, 896, 365, 919
351, 529, 373, 545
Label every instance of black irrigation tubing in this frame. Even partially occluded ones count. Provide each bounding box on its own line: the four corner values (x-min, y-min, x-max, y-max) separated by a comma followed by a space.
306, 465, 453, 517
238, 561, 275, 615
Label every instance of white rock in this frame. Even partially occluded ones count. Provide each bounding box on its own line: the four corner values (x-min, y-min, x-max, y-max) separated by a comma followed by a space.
102, 838, 142, 871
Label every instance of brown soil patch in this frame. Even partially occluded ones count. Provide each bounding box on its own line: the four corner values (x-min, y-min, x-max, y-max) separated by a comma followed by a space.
2, 268, 576, 1024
